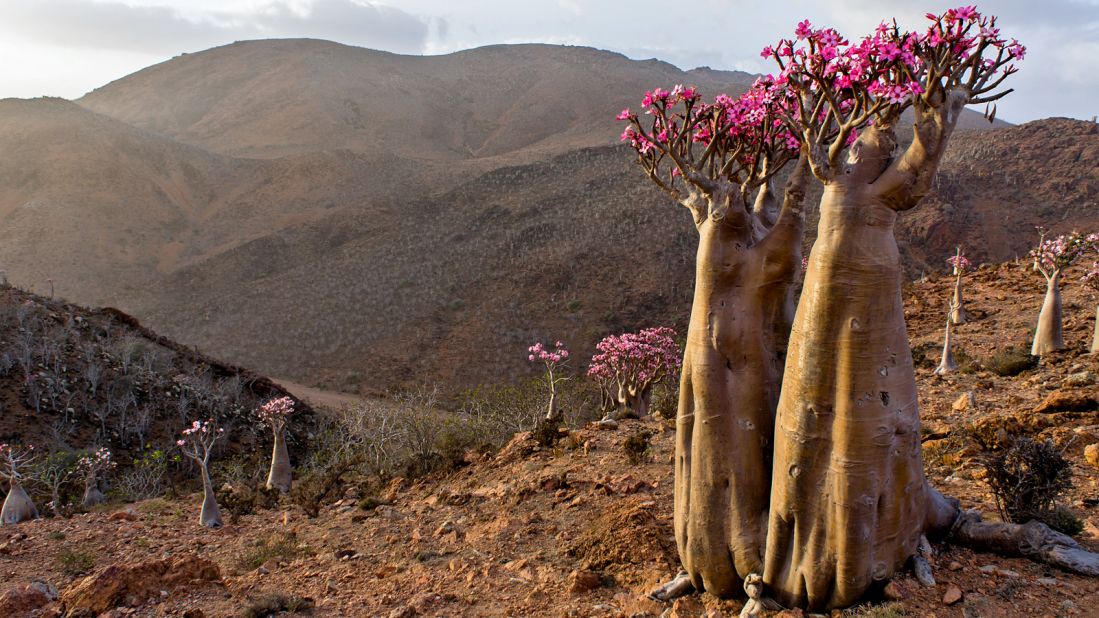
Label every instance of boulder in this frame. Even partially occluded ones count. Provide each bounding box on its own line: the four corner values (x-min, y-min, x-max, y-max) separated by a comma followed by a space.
0, 581, 58, 615
61, 554, 220, 616
1034, 389, 1098, 414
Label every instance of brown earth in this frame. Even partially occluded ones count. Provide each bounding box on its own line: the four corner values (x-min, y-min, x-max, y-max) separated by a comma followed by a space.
2, 263, 1099, 617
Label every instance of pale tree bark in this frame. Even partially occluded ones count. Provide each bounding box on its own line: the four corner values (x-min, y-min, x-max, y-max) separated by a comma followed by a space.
266, 427, 292, 493
1092, 305, 1099, 355
765, 95, 966, 609
1032, 270, 1064, 356
82, 474, 106, 509
1, 482, 39, 525
935, 303, 958, 375
199, 463, 223, 528
950, 273, 969, 324
675, 158, 809, 597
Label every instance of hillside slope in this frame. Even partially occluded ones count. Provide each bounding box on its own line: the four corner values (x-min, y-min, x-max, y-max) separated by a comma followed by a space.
128, 119, 1099, 394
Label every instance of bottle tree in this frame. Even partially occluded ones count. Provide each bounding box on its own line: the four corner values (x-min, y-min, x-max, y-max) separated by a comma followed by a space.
527, 341, 570, 421
933, 296, 960, 376
756, 10, 1099, 610
587, 326, 682, 420
1030, 229, 1098, 356
1085, 261, 1099, 354
177, 419, 224, 528
0, 443, 39, 525
258, 396, 297, 493
618, 79, 809, 597
77, 447, 114, 509
947, 247, 972, 324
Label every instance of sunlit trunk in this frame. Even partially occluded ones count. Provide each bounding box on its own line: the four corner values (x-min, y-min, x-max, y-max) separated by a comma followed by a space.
1031, 271, 1064, 357
266, 428, 292, 493
199, 464, 223, 528
1, 482, 39, 525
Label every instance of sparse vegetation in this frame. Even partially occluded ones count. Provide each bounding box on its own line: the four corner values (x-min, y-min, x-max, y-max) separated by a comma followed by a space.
984, 346, 1039, 376
241, 592, 314, 618
622, 430, 653, 465
57, 548, 97, 576
236, 532, 312, 573
984, 438, 1075, 531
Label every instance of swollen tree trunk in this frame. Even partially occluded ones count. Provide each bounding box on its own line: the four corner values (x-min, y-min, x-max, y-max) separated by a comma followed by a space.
1092, 305, 1099, 355
1032, 270, 1064, 356
950, 274, 968, 324
675, 161, 808, 597
266, 427, 292, 493
1, 482, 39, 525
934, 315, 957, 375
82, 474, 105, 509
764, 113, 960, 610
199, 464, 223, 528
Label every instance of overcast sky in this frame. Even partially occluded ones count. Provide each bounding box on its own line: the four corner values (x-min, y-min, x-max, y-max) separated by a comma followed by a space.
1, 0, 1096, 124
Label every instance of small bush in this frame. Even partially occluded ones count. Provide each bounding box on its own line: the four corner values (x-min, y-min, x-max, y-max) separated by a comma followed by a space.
1046, 504, 1085, 537
532, 415, 563, 448
984, 438, 1073, 527
290, 458, 358, 518
58, 548, 96, 576
218, 484, 281, 523
844, 603, 909, 618
241, 592, 314, 618
910, 342, 938, 369
623, 431, 653, 465
952, 346, 980, 374
236, 532, 312, 572
984, 347, 1038, 377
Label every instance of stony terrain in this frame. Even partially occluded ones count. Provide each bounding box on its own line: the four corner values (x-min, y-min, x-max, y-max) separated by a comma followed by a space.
2, 262, 1098, 617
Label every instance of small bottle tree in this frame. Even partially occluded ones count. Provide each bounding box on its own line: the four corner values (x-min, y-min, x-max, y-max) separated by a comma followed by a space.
77, 447, 114, 509
934, 297, 960, 376
947, 247, 973, 324
1030, 230, 1096, 356
177, 419, 224, 528
528, 341, 569, 421
1, 443, 39, 525
258, 396, 297, 493
1083, 261, 1099, 355
588, 327, 682, 420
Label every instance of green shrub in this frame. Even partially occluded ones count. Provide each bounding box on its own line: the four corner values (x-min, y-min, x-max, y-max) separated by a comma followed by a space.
236, 532, 312, 572
984, 347, 1038, 377
58, 548, 96, 576
241, 592, 314, 617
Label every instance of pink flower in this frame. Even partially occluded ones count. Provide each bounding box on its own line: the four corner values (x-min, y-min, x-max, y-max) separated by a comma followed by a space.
616, 108, 631, 121
795, 19, 813, 40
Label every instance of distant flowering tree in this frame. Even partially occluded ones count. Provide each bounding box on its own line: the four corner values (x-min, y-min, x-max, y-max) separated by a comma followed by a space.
0, 443, 39, 525
77, 447, 114, 509
528, 341, 569, 421
177, 419, 224, 528
1082, 261, 1099, 354
35, 450, 80, 516
947, 247, 973, 324
1029, 229, 1098, 356
257, 396, 297, 493
934, 295, 960, 376
587, 327, 682, 420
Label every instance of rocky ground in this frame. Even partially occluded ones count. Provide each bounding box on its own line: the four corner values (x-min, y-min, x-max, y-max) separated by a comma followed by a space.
2, 260, 1099, 618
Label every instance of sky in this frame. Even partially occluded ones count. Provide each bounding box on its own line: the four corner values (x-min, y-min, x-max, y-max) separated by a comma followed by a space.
0, 0, 1096, 124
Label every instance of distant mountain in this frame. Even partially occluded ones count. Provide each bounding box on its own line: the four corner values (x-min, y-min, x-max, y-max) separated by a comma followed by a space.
0, 41, 1085, 395
78, 40, 758, 159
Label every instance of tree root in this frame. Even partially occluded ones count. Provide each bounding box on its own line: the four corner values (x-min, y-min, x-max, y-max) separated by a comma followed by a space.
947, 509, 1099, 576
740, 573, 782, 618
648, 570, 694, 602
912, 535, 936, 587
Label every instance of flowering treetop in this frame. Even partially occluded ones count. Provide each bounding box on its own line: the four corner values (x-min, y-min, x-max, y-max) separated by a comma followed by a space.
617, 78, 801, 210
588, 327, 682, 394
77, 447, 114, 475
763, 7, 1024, 181
0, 443, 35, 482
177, 419, 224, 465
1031, 230, 1099, 276
1083, 262, 1099, 292
529, 341, 569, 365
947, 248, 973, 275
257, 396, 297, 432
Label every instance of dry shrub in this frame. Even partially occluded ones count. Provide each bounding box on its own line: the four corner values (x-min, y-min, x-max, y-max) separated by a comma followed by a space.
984, 346, 1038, 377
983, 437, 1079, 534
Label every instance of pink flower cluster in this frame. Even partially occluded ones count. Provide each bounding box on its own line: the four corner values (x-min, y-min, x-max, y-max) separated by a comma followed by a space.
947, 253, 972, 273
528, 340, 569, 365
1031, 231, 1099, 273
257, 396, 296, 425
176, 419, 223, 447
1082, 262, 1099, 292
77, 447, 114, 473
588, 327, 682, 389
